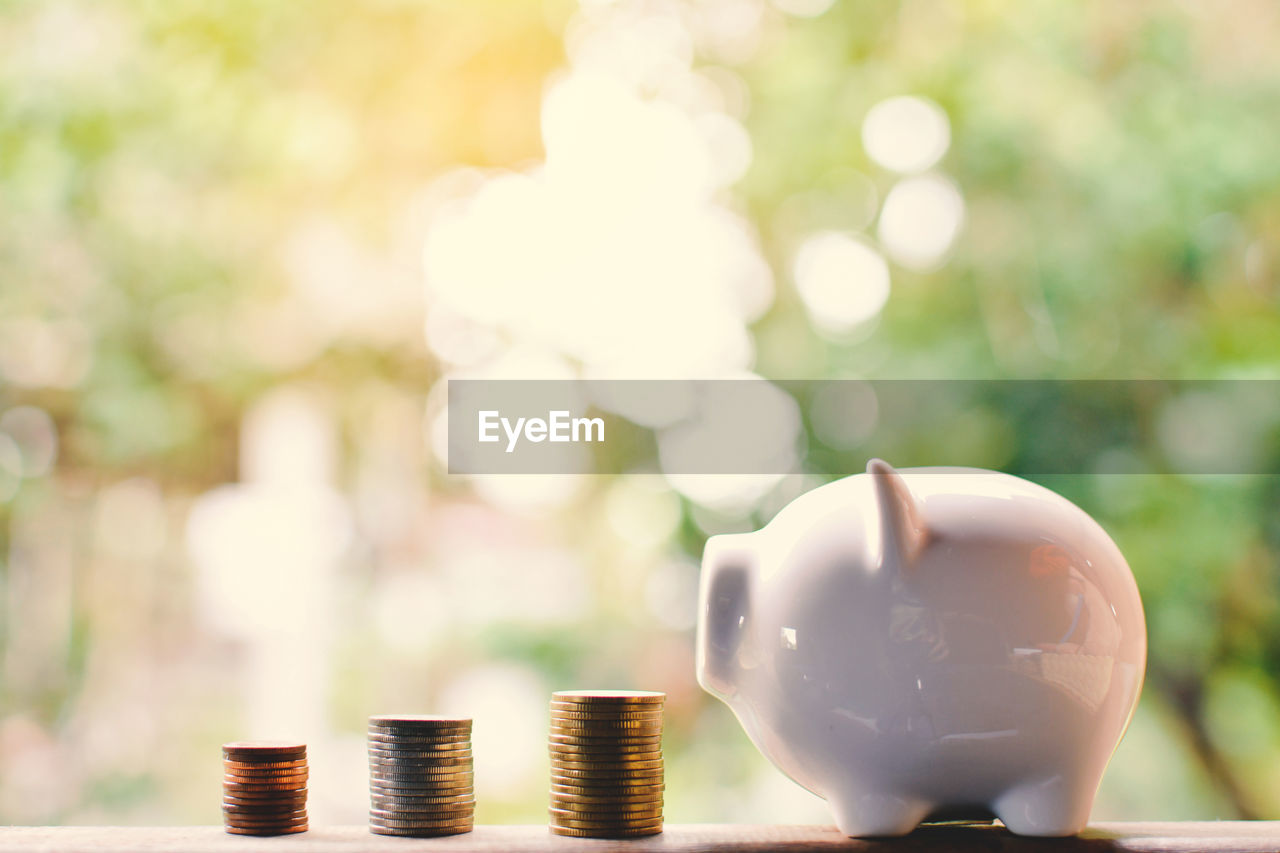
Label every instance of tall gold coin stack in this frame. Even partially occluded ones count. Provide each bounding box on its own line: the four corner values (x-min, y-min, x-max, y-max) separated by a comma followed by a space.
548, 691, 665, 838
221, 741, 308, 836
367, 715, 475, 837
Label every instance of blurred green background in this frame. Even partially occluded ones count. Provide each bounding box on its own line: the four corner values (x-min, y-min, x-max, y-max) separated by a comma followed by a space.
2, 0, 1280, 828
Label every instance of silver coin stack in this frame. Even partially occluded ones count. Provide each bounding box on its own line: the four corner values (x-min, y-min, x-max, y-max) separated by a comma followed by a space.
367, 715, 475, 837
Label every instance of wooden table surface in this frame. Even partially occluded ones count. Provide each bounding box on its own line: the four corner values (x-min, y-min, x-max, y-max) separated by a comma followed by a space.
1, 824, 1278, 852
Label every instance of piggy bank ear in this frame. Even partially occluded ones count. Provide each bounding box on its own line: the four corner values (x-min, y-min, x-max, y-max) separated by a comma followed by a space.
867, 458, 928, 570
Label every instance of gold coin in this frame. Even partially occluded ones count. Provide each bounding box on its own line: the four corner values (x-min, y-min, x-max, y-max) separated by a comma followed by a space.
550, 815, 664, 830
550, 782, 665, 796
226, 824, 309, 836
550, 801, 663, 814
549, 825, 662, 838
550, 758, 665, 773
551, 778, 663, 790
551, 691, 665, 704
550, 706, 663, 718
551, 705, 662, 715
550, 801, 663, 816
551, 792, 663, 806
549, 752, 661, 763
551, 757, 663, 770
549, 731, 660, 743
550, 718, 662, 731
549, 747, 662, 760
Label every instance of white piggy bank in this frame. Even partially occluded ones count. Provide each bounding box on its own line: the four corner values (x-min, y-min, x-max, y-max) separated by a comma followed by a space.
697, 460, 1145, 837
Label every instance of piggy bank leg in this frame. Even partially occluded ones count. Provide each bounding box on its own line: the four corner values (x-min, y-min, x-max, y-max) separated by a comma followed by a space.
828, 787, 933, 838
992, 773, 1094, 837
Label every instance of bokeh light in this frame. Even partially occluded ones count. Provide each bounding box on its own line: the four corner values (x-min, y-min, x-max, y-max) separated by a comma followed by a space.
792, 232, 892, 334
2, 0, 1280, 832
861, 95, 951, 174
876, 173, 966, 270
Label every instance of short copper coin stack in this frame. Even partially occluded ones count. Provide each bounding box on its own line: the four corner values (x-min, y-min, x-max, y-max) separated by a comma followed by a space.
367, 715, 475, 837
222, 741, 308, 836
548, 691, 665, 838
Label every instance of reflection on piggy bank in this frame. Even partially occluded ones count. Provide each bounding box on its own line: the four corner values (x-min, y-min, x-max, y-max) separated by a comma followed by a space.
696, 459, 1145, 837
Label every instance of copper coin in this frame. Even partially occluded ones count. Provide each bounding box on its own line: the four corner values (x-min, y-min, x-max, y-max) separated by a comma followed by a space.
222, 774, 307, 786
223, 767, 308, 779
223, 758, 308, 771
226, 824, 309, 836
223, 777, 307, 789
222, 782, 307, 795
224, 814, 309, 827
222, 799, 308, 812
222, 808, 308, 820
222, 783, 307, 799
222, 741, 306, 756
222, 798, 306, 811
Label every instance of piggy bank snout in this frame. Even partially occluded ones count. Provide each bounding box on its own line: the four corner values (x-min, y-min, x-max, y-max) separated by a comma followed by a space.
697, 536, 756, 699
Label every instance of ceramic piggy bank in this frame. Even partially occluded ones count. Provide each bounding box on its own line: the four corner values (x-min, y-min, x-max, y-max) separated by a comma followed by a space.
697, 460, 1145, 837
